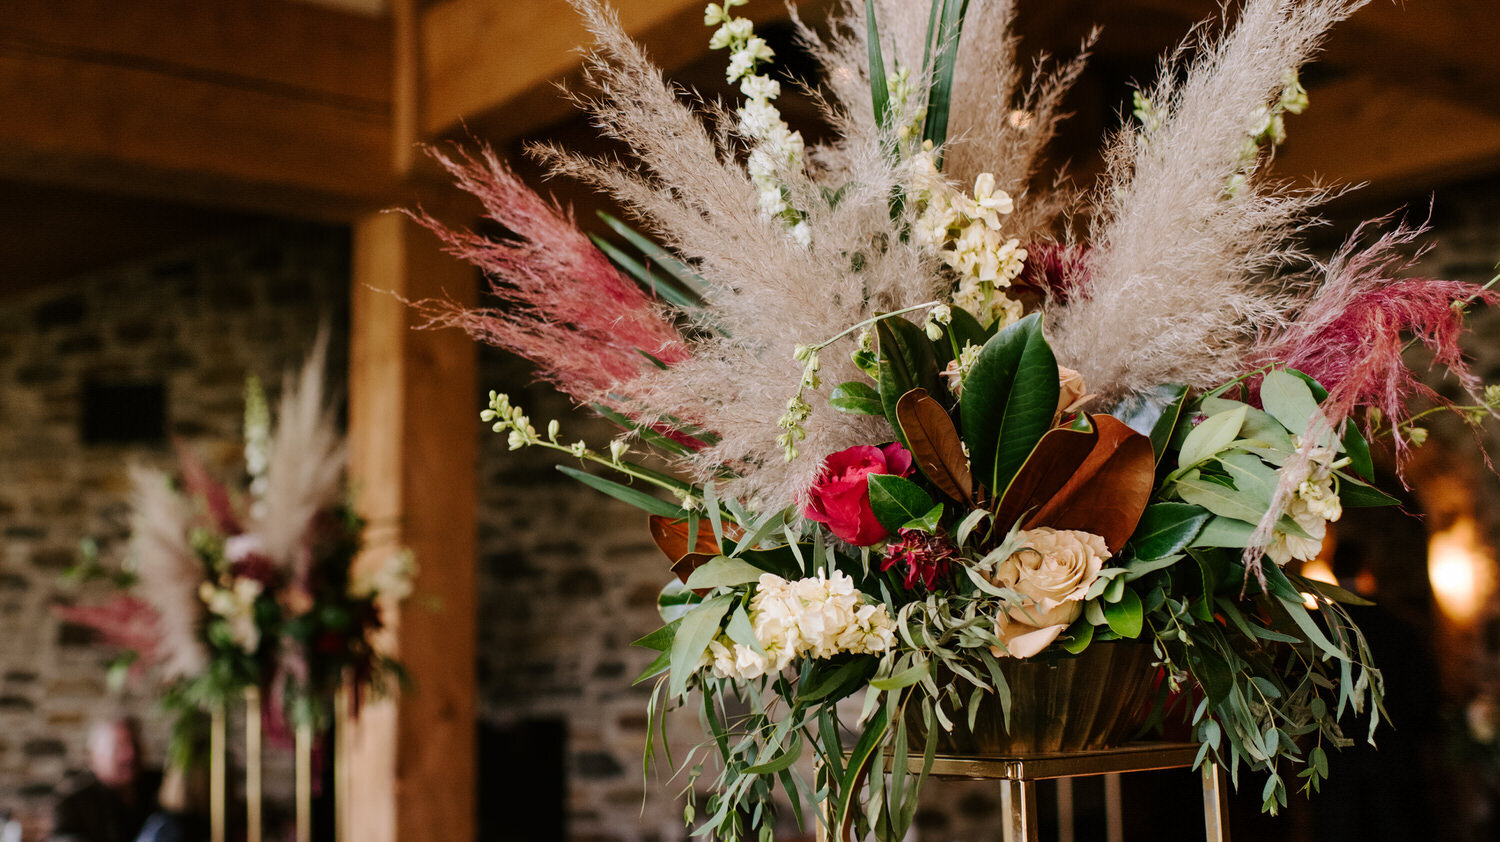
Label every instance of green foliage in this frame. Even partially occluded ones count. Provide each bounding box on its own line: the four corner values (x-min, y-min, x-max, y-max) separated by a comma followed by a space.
957, 314, 1059, 496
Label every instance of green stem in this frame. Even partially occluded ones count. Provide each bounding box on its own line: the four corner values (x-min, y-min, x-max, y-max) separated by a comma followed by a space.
813, 301, 942, 353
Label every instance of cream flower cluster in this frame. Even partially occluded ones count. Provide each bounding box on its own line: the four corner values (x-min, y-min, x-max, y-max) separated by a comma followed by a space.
1266, 439, 1343, 566
706, 1, 810, 246
200, 575, 264, 654
351, 549, 418, 602
909, 149, 1028, 328
705, 570, 898, 680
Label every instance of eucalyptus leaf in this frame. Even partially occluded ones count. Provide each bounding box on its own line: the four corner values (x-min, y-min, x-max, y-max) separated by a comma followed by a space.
1103, 588, 1143, 638
725, 604, 765, 656
668, 596, 733, 698
1178, 405, 1247, 470
1191, 516, 1256, 549
1261, 370, 1332, 447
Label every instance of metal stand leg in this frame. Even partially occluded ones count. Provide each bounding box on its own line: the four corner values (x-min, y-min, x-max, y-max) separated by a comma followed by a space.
1000, 779, 1039, 842
1202, 763, 1231, 842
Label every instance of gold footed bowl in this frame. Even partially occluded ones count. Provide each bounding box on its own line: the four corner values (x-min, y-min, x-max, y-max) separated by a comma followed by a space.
914, 642, 1160, 755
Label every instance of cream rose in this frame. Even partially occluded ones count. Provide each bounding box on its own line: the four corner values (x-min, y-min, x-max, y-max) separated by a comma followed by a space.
989, 528, 1110, 658
1054, 366, 1093, 421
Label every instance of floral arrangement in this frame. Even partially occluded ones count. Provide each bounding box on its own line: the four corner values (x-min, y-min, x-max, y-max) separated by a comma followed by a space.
60, 340, 412, 760
418, 0, 1499, 838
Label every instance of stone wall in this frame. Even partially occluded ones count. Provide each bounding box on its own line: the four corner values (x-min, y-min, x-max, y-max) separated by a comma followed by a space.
0, 221, 348, 835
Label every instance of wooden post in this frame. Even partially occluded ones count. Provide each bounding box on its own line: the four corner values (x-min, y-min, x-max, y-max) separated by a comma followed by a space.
345, 210, 478, 842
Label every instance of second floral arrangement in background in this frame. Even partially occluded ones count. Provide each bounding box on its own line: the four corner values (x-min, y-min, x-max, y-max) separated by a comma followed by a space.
61, 337, 413, 764
418, 0, 1500, 839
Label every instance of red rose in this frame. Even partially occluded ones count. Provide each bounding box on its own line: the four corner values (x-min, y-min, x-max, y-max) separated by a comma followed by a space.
803, 443, 914, 546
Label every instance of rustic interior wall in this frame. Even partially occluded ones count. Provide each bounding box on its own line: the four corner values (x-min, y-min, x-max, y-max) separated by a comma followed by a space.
0, 221, 349, 835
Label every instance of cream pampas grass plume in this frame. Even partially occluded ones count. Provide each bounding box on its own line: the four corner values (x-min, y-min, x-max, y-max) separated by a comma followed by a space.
255, 332, 346, 585
127, 466, 208, 681
1050, 0, 1368, 405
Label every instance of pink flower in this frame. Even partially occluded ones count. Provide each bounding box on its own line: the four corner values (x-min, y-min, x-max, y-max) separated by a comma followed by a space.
882, 529, 959, 589
803, 444, 913, 546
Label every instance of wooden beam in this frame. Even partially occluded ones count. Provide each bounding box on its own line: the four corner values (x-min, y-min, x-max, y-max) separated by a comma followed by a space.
419, 0, 811, 143
1274, 75, 1500, 195
347, 211, 478, 842
0, 0, 396, 219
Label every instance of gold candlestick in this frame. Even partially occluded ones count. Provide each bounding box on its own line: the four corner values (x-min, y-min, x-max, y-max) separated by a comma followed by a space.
296, 720, 313, 842
210, 703, 225, 842
245, 688, 262, 842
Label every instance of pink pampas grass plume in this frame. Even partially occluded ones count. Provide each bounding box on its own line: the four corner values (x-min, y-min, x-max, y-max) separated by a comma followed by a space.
1242, 218, 1496, 578
410, 144, 688, 404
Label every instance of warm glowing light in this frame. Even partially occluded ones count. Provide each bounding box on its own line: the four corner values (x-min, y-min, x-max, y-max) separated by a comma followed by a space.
1428, 516, 1496, 624
1300, 558, 1337, 587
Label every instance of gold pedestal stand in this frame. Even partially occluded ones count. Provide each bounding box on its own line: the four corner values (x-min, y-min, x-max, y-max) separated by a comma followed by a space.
819, 743, 1229, 842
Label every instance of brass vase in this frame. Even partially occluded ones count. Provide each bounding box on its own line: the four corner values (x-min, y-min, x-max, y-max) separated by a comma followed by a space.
912, 642, 1159, 755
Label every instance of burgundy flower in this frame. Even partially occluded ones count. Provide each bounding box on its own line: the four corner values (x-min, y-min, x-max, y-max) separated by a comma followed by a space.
803, 443, 914, 546
882, 529, 960, 590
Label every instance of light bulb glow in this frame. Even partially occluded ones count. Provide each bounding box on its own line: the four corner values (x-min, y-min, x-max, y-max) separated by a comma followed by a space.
1428, 517, 1495, 624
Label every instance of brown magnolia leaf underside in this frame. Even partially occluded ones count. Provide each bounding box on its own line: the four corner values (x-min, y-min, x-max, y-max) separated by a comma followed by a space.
1021, 415, 1155, 552
896, 388, 973, 504
993, 420, 1099, 533
650, 515, 745, 585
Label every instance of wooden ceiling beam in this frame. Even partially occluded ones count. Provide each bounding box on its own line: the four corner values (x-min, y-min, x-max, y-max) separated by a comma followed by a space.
417, 0, 815, 144
0, 0, 397, 220
1274, 74, 1500, 196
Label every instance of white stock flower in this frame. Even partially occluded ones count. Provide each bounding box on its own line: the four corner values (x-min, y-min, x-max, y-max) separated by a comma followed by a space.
740, 74, 780, 101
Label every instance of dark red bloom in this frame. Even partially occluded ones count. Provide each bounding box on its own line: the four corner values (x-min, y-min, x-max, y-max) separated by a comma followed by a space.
1015, 243, 1092, 305
803, 443, 914, 546
882, 529, 960, 590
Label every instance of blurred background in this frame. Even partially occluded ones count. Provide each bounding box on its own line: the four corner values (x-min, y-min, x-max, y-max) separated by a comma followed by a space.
2, 0, 1500, 839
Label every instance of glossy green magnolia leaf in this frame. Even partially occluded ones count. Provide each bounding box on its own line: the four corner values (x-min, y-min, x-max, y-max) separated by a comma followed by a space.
877, 318, 942, 447
831, 381, 885, 415
1129, 502, 1211, 560
1178, 404, 1247, 470
1103, 588, 1143, 638
958, 314, 1059, 496
1149, 385, 1190, 465
947, 306, 992, 352
868, 473, 938, 534
903, 503, 944, 533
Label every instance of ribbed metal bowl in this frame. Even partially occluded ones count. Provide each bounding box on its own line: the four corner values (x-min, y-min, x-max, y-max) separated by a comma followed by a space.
911, 642, 1159, 755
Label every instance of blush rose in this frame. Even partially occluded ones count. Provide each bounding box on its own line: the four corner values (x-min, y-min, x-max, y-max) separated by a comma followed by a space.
989, 527, 1110, 658
803, 443, 914, 546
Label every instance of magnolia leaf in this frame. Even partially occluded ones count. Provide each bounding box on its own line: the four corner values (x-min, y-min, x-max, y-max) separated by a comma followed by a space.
1007, 415, 1156, 553
668, 596, 733, 698
831, 381, 885, 415
1149, 384, 1191, 465
868, 474, 938, 535
650, 514, 722, 582
1129, 502, 1211, 560
684, 556, 770, 590
1103, 588, 1143, 638
994, 422, 1097, 529
877, 318, 943, 447
959, 314, 1059, 496
1178, 405, 1247, 470
903, 503, 944, 533
896, 388, 973, 503
947, 306, 992, 351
